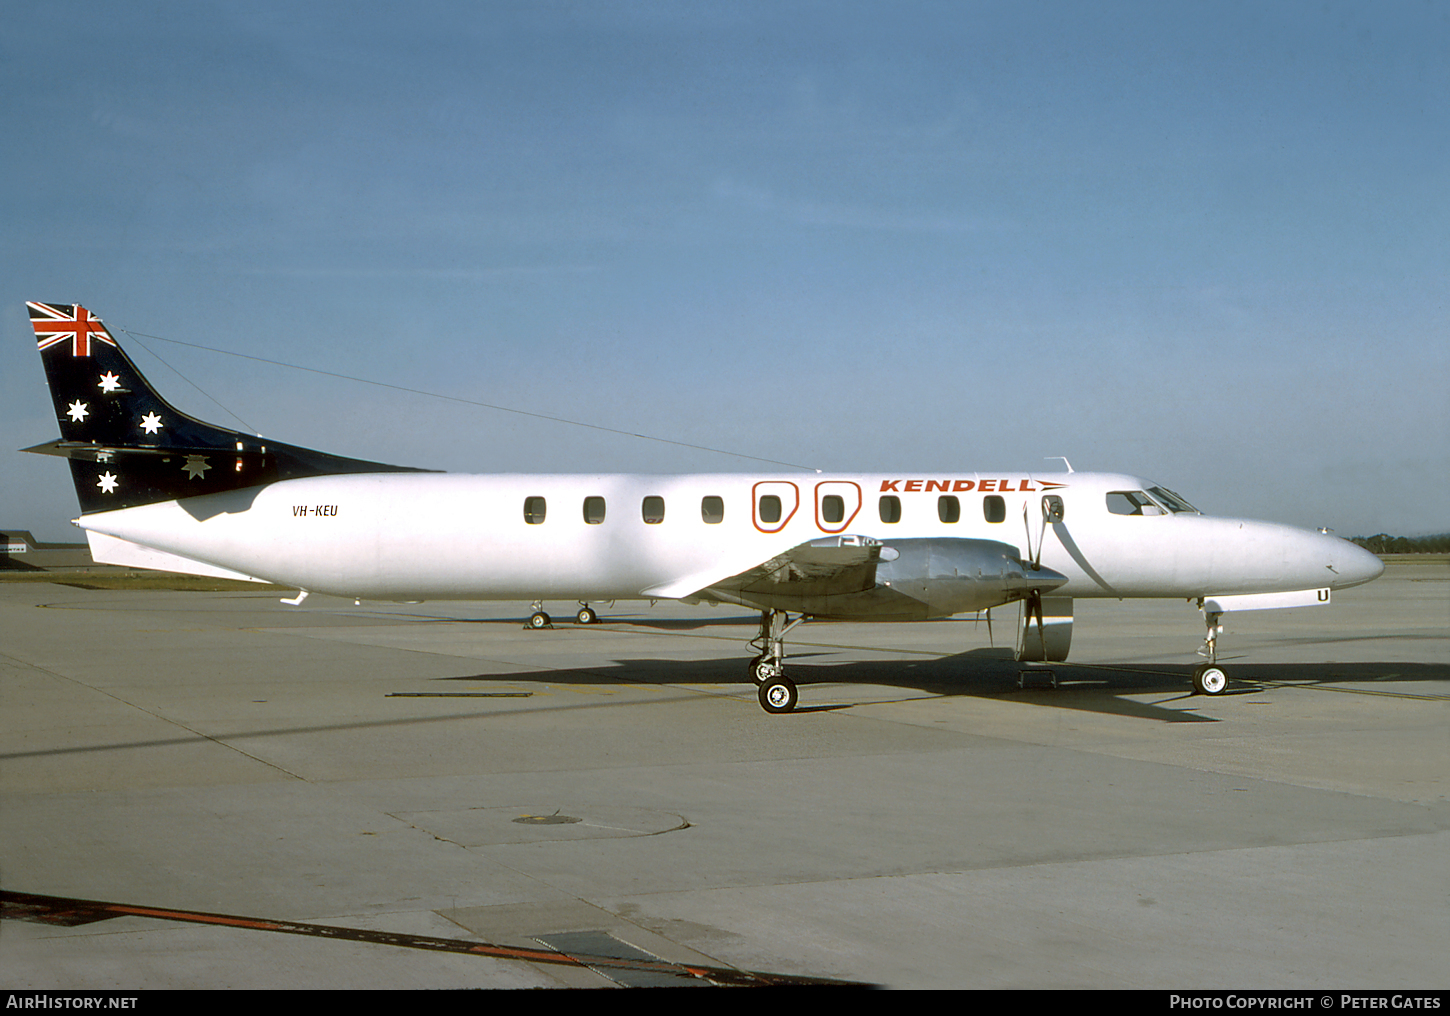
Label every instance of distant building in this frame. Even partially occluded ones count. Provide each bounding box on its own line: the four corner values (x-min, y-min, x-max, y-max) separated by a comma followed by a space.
0, 530, 94, 570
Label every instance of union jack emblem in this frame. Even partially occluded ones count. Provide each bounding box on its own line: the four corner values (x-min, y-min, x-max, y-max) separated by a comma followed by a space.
28, 302, 117, 357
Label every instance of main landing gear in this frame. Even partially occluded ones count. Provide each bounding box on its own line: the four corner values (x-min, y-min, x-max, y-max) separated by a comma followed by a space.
526, 601, 602, 628
1192, 605, 1229, 695
749, 609, 807, 714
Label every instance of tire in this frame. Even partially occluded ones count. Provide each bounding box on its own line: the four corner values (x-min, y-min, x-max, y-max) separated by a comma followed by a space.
528, 611, 551, 629
575, 607, 597, 625
1193, 663, 1228, 695
758, 675, 798, 713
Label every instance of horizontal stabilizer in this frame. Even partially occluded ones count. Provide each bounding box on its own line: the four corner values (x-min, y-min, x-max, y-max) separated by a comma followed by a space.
24, 439, 258, 462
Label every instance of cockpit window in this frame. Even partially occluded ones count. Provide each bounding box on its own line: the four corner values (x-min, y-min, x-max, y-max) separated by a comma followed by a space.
1147, 485, 1199, 514
1106, 491, 1165, 516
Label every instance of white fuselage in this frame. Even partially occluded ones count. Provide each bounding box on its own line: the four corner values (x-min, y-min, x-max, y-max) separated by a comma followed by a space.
74, 470, 1384, 605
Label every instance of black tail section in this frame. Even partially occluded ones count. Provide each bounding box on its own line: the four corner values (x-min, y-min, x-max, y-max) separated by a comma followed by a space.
25, 302, 428, 514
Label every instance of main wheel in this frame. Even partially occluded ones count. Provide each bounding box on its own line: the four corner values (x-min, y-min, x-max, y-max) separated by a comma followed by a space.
758, 675, 798, 713
1192, 663, 1228, 695
575, 606, 597, 625
528, 611, 551, 629
748, 654, 782, 685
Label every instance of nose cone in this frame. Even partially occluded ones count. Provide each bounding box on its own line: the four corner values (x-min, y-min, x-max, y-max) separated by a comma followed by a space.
1329, 538, 1385, 589
1003, 564, 1069, 596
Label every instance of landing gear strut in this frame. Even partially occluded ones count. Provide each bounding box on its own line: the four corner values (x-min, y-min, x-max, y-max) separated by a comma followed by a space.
1193, 605, 1229, 695
749, 609, 807, 713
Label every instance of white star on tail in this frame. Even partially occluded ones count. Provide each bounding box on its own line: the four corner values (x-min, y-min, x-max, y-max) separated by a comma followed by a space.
182, 455, 211, 480
67, 401, 89, 422
98, 372, 122, 393
139, 411, 163, 434
97, 472, 119, 494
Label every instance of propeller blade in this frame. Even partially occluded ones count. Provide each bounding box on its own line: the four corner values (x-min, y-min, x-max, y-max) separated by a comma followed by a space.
1022, 504, 1035, 569
1027, 590, 1046, 658
1024, 502, 1049, 571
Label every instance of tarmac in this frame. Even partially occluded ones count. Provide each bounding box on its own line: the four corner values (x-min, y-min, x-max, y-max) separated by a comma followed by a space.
1, 558, 1445, 989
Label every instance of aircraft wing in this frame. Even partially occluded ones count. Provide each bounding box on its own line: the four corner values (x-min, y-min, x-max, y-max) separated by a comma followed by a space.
643, 535, 887, 603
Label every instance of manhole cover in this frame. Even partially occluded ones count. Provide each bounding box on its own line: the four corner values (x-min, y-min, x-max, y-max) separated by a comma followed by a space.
396, 805, 688, 844
512, 813, 582, 826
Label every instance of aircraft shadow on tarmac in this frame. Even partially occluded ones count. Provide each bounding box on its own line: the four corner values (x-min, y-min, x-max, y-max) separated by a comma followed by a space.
7, 657, 1444, 765
433, 650, 1450, 724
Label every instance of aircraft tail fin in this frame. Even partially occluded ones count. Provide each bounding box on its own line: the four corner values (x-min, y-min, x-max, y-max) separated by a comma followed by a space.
25, 302, 427, 514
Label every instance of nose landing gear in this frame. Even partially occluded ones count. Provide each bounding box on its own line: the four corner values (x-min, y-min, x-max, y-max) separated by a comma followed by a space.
1193, 605, 1229, 695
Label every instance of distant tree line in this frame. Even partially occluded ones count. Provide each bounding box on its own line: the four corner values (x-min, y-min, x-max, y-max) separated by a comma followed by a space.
1350, 533, 1450, 554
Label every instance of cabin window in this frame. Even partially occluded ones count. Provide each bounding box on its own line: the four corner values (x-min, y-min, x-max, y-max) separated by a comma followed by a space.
583, 496, 606, 525
938, 495, 960, 523
821, 494, 845, 525
701, 496, 724, 524
524, 496, 547, 524
1107, 491, 1163, 516
642, 496, 665, 524
759, 494, 782, 524
983, 495, 1005, 523
879, 495, 901, 524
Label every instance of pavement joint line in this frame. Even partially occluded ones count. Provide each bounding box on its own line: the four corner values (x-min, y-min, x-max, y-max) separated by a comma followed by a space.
1254, 681, 1449, 702
0, 650, 310, 779
0, 890, 869, 988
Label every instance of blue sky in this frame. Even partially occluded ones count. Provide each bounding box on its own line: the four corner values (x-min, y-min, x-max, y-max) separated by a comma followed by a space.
3, 1, 1446, 541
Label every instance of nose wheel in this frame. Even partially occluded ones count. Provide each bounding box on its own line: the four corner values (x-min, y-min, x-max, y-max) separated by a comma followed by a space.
1192, 663, 1228, 695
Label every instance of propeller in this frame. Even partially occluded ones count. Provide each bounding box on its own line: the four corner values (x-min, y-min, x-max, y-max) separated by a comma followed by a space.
1022, 500, 1051, 572
1022, 503, 1037, 570
1023, 589, 1047, 659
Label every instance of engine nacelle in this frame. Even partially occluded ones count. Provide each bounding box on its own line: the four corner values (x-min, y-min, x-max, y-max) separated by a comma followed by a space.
870, 538, 1063, 617
1014, 596, 1073, 661
783, 536, 1055, 623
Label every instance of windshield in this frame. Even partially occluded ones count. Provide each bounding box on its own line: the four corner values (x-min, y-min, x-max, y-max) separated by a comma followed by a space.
1106, 491, 1163, 515
1147, 485, 1199, 514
